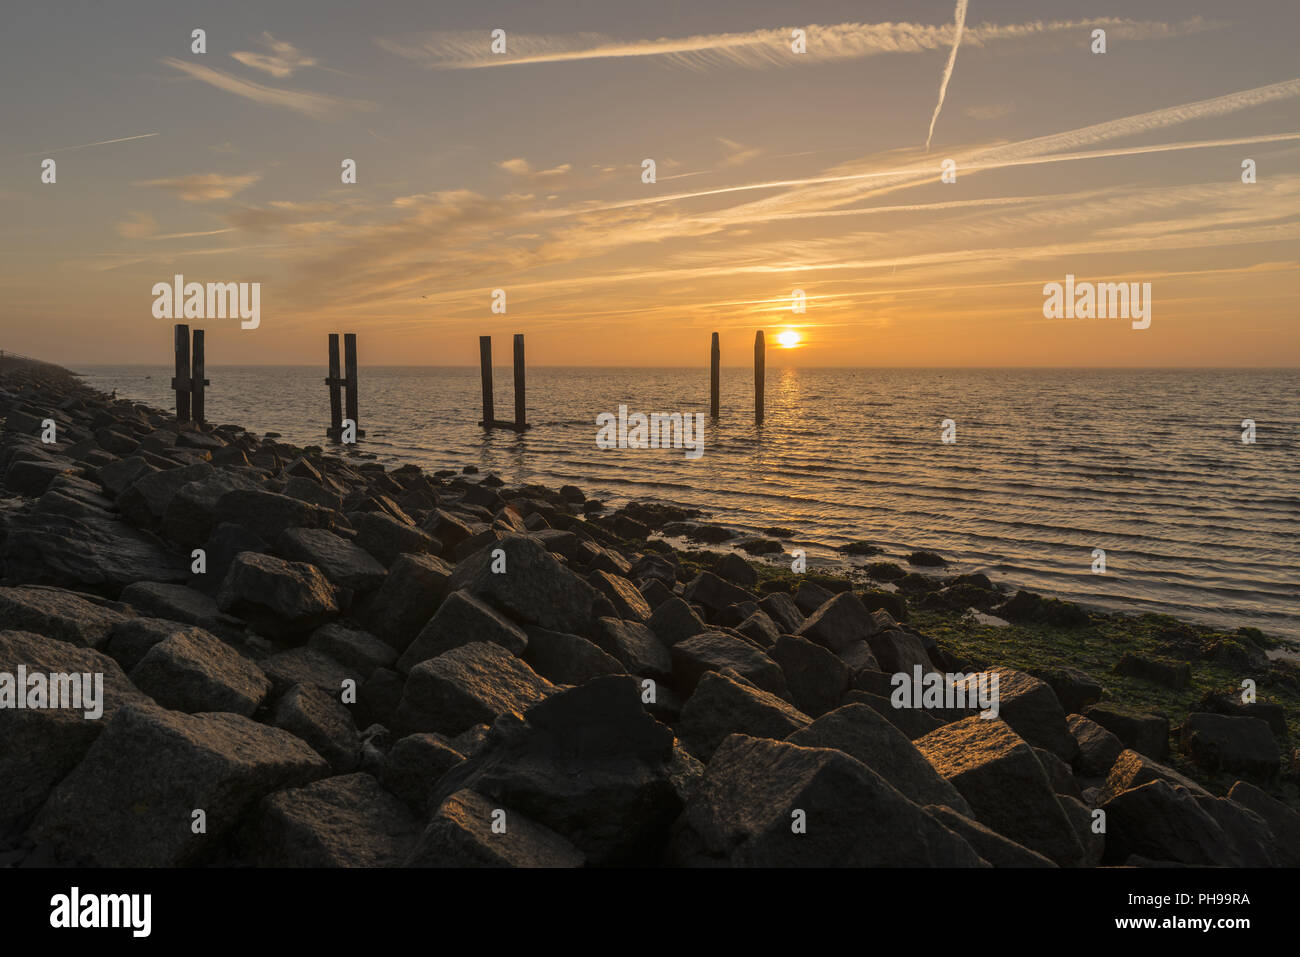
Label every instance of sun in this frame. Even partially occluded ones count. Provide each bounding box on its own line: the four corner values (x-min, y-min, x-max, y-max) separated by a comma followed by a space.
777, 329, 801, 349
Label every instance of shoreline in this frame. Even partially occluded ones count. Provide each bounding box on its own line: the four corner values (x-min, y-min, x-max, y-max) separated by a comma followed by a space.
74, 364, 1300, 645
2, 354, 1298, 867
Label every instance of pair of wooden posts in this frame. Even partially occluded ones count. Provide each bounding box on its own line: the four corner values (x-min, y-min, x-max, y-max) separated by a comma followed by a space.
478, 333, 529, 432
709, 330, 766, 425
171, 323, 209, 424
325, 333, 364, 442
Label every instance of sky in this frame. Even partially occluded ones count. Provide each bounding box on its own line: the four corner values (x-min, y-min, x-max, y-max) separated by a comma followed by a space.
2, 0, 1298, 367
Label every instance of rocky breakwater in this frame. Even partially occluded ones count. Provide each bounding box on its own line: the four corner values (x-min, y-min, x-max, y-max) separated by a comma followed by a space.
1, 358, 1297, 867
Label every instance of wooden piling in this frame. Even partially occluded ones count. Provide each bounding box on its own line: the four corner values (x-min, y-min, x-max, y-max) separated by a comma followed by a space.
172, 323, 191, 423
326, 334, 343, 441
479, 335, 495, 427
191, 329, 207, 425
513, 334, 526, 429
710, 332, 720, 419
344, 333, 359, 433
754, 330, 765, 426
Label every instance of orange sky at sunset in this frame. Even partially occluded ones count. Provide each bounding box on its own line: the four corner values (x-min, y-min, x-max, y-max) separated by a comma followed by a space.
3, 1, 1298, 367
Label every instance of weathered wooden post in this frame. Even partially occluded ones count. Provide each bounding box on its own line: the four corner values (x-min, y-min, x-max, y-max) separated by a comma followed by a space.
754, 330, 765, 426
344, 333, 359, 435
513, 334, 526, 429
479, 335, 494, 428
710, 332, 720, 419
325, 334, 343, 440
172, 323, 191, 423
190, 329, 208, 425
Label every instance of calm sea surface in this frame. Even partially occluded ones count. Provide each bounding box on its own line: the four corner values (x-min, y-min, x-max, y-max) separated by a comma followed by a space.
78, 366, 1300, 642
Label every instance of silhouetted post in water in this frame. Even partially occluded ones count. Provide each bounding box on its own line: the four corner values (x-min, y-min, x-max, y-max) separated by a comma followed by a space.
479, 336, 495, 427
710, 332, 720, 419
478, 334, 531, 432
754, 330, 766, 426
344, 333, 359, 435
513, 334, 526, 429
325, 334, 343, 440
190, 329, 208, 425
172, 324, 191, 423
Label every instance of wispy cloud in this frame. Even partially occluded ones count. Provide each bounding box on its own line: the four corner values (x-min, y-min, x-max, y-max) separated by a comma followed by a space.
925, 0, 968, 150
115, 212, 156, 238
376, 17, 1215, 72
717, 137, 763, 167
230, 32, 317, 78
160, 57, 372, 117
134, 172, 261, 202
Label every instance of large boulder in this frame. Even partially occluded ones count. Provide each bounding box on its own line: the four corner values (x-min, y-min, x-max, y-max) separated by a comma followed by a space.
1084, 705, 1169, 760
669, 734, 988, 867
396, 642, 554, 736
677, 670, 810, 762
278, 527, 387, 593
117, 463, 213, 529
256, 772, 418, 867
796, 592, 879, 654
1228, 781, 1300, 867
364, 553, 454, 651
1114, 653, 1191, 690
396, 589, 528, 673
1180, 712, 1280, 780
213, 488, 336, 541
671, 632, 788, 697
591, 618, 671, 679
257, 647, 357, 699
31, 705, 327, 866
522, 626, 624, 686
986, 667, 1077, 762
1, 507, 187, 595
429, 676, 686, 865
646, 597, 707, 648
758, 592, 804, 633
588, 570, 652, 623
270, 682, 360, 773
0, 585, 131, 649
1100, 749, 1211, 802
406, 789, 585, 868
865, 625, 934, 675
925, 805, 1057, 868
119, 582, 240, 637
354, 511, 436, 567
160, 469, 264, 546
307, 623, 396, 678
129, 626, 270, 716
786, 704, 972, 815
1068, 713, 1125, 777
381, 733, 466, 811
216, 551, 338, 637
0, 630, 153, 833
682, 571, 755, 614
1100, 780, 1237, 866
915, 716, 1085, 866
446, 534, 605, 636
770, 634, 851, 718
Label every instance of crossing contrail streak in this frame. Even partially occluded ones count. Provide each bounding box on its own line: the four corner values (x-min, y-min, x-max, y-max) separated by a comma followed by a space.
926, 0, 969, 151
23, 132, 158, 156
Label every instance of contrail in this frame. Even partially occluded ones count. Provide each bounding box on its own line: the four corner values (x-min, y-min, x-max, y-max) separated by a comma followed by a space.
925, 0, 968, 151
23, 132, 158, 156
